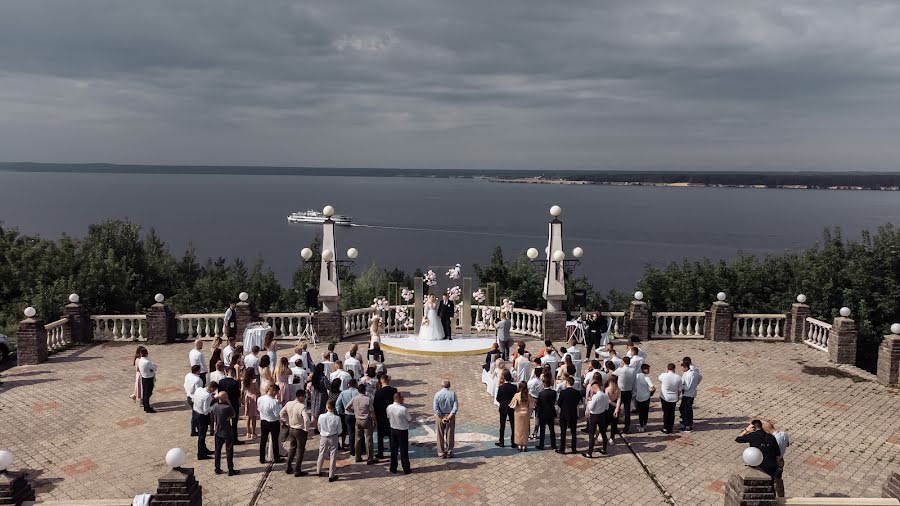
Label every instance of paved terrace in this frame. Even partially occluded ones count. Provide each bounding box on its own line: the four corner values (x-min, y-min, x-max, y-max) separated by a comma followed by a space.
1, 338, 898, 506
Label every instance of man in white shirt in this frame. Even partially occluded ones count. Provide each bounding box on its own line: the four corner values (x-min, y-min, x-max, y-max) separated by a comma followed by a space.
583, 382, 609, 458
386, 392, 412, 474
634, 363, 655, 432
289, 359, 309, 388
627, 344, 645, 371
137, 348, 157, 413
222, 337, 236, 369
658, 363, 682, 434
244, 346, 261, 378
582, 359, 606, 392
192, 382, 216, 459
607, 349, 623, 370
679, 360, 702, 433
599, 343, 615, 361
613, 356, 637, 433
527, 365, 543, 439
184, 365, 204, 436
330, 361, 352, 391
763, 420, 789, 497
188, 339, 208, 386
208, 361, 226, 385
257, 385, 284, 464
344, 354, 363, 380
280, 389, 311, 477
316, 400, 342, 482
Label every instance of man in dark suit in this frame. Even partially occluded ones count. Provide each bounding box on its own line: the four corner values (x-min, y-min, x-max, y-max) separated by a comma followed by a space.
373, 375, 398, 460
438, 294, 454, 340
217, 366, 244, 445
586, 313, 603, 359
535, 376, 558, 450
494, 370, 517, 448
556, 376, 581, 454
211, 392, 241, 476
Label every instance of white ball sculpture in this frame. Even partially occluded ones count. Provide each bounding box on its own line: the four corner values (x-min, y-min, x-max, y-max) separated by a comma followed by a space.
69, 293, 80, 303
526, 248, 539, 260
742, 447, 764, 467
0, 450, 12, 472
239, 292, 249, 302
322, 205, 335, 218
891, 323, 900, 335
634, 291, 644, 301
321, 249, 334, 262
24, 307, 36, 318
165, 448, 186, 469
716, 292, 727, 302
572, 247, 584, 259
155, 293, 165, 303
797, 294, 807, 304
549, 205, 562, 217
347, 247, 358, 259
840, 307, 851, 318
552, 250, 566, 262
545, 246, 550, 256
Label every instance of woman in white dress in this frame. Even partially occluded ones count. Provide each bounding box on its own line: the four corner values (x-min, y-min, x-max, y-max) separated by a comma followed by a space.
369, 315, 382, 347
416, 295, 445, 341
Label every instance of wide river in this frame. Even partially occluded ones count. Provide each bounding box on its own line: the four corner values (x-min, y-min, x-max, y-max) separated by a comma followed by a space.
1, 171, 898, 291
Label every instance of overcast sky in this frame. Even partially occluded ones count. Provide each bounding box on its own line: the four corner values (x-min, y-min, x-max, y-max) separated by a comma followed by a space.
1, 0, 900, 170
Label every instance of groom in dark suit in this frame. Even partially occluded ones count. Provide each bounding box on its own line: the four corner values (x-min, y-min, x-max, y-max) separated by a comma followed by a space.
438, 294, 454, 340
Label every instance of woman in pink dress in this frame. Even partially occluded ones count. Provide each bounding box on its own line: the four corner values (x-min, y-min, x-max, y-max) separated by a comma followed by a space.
242, 368, 259, 440
130, 345, 146, 403
274, 357, 291, 404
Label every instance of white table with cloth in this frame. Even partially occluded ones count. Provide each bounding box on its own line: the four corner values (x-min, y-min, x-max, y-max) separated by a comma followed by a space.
243, 326, 271, 351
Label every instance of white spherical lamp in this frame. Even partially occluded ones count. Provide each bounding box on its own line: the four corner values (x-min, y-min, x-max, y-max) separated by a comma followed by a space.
0, 451, 12, 472
796, 294, 807, 304
716, 292, 727, 302
891, 323, 900, 335
839, 307, 851, 318
526, 248, 539, 260
346, 248, 358, 260
634, 291, 644, 301
549, 205, 562, 217
322, 205, 335, 218
552, 250, 565, 262
300, 248, 313, 261
239, 292, 249, 302
69, 293, 80, 304
742, 447, 763, 467
154, 293, 165, 303
544, 246, 550, 256
321, 249, 334, 262
165, 448, 186, 469
24, 306, 36, 318
572, 247, 584, 259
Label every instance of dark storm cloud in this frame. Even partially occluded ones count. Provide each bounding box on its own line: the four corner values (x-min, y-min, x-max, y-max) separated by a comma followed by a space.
1, 0, 899, 169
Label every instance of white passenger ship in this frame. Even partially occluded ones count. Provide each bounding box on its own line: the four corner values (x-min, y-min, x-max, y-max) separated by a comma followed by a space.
287, 209, 353, 225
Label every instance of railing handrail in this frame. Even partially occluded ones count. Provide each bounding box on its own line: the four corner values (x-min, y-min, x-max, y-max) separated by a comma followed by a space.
258, 312, 312, 317
654, 311, 706, 316
175, 313, 221, 319
735, 313, 787, 318
45, 317, 69, 329
806, 317, 833, 330
601, 311, 626, 317
343, 307, 375, 315
91, 314, 147, 320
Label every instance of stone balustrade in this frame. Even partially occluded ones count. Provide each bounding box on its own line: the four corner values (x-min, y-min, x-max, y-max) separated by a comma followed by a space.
733, 314, 787, 340
343, 307, 374, 337
175, 314, 225, 340
44, 318, 70, 352
91, 315, 146, 341
601, 311, 626, 339
258, 312, 311, 338
805, 317, 832, 351
653, 312, 706, 338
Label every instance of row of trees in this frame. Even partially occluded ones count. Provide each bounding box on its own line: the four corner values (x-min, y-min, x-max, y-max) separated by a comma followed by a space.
2, 220, 897, 371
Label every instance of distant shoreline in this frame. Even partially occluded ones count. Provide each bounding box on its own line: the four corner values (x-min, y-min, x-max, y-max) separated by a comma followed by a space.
2, 162, 899, 191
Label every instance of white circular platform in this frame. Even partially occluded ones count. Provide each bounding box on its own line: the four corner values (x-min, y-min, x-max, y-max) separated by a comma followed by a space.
380, 333, 496, 356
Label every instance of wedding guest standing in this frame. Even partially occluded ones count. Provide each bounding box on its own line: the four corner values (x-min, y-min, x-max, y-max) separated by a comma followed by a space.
316, 400, 342, 482
495, 370, 517, 448
224, 302, 237, 339
604, 376, 622, 443
658, 363, 682, 434
367, 342, 386, 374
309, 363, 330, 428
348, 383, 376, 464
259, 355, 275, 393
344, 348, 364, 380
634, 364, 655, 432
189, 339, 208, 386
330, 361, 352, 391
192, 382, 216, 460
335, 379, 359, 453
535, 377, 557, 450
373, 374, 397, 460
222, 337, 236, 371
613, 356, 636, 433
137, 348, 157, 413
509, 381, 532, 452
527, 362, 543, 439
212, 392, 240, 476
583, 381, 609, 458
433, 380, 458, 458
257, 384, 283, 464
217, 366, 243, 445
130, 346, 145, 403
556, 376, 580, 454
280, 389, 311, 476
679, 359, 702, 433
184, 365, 203, 436
244, 346, 261, 378
264, 332, 277, 371
386, 392, 412, 474
209, 361, 226, 385
496, 312, 512, 360
242, 369, 260, 440
275, 357, 292, 404
208, 337, 223, 377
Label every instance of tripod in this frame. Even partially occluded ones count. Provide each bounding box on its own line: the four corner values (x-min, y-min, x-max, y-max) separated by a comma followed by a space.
297, 311, 319, 349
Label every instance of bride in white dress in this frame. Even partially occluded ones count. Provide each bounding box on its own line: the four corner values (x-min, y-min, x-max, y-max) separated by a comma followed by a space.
416, 294, 445, 341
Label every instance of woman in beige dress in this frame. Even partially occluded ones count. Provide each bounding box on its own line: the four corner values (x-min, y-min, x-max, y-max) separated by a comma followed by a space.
509, 381, 532, 452
369, 315, 382, 347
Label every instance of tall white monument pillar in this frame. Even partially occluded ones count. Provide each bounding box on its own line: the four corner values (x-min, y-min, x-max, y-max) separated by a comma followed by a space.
316, 205, 344, 342
542, 205, 567, 341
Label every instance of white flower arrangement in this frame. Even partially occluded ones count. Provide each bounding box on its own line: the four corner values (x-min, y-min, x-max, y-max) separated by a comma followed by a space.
475, 320, 486, 332
472, 289, 486, 304
423, 270, 438, 286
371, 297, 390, 312
403, 317, 414, 329
395, 306, 408, 322
482, 307, 494, 322
501, 298, 515, 313
446, 285, 461, 302
400, 288, 414, 303
446, 263, 461, 280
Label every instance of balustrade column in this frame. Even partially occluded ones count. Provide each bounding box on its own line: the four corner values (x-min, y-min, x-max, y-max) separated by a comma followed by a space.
16, 308, 48, 365
62, 294, 93, 344
707, 295, 733, 342
876, 325, 900, 387
788, 300, 810, 343
461, 277, 472, 335
626, 297, 650, 341
829, 311, 857, 365
147, 294, 176, 345
234, 292, 259, 340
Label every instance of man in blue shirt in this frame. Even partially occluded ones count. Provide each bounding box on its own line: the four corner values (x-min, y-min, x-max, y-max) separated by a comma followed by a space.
433, 380, 458, 458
